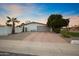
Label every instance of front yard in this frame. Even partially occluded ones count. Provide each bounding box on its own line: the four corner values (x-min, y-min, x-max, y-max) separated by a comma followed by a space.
61, 29, 79, 38
60, 29, 79, 43
68, 32, 79, 37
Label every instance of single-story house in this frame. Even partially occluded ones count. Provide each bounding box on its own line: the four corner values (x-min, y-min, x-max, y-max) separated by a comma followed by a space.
68, 26, 79, 32
24, 22, 50, 32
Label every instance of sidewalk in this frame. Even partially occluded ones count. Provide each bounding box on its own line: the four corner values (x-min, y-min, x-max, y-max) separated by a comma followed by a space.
0, 40, 79, 56
0, 32, 79, 56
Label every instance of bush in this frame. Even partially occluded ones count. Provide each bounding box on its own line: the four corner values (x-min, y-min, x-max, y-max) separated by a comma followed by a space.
53, 28, 61, 33
60, 29, 71, 38
69, 32, 79, 37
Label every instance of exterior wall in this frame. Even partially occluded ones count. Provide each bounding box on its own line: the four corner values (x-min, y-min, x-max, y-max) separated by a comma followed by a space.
15, 27, 22, 33
0, 26, 11, 36
25, 24, 37, 31
25, 23, 50, 32
0, 26, 22, 36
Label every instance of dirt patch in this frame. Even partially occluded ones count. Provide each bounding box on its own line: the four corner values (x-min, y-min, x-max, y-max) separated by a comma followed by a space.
0, 32, 31, 40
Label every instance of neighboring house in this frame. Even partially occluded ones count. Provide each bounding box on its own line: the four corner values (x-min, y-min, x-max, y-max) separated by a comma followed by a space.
69, 26, 79, 32
24, 22, 50, 32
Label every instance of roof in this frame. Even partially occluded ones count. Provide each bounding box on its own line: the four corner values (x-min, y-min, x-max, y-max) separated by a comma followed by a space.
25, 22, 46, 25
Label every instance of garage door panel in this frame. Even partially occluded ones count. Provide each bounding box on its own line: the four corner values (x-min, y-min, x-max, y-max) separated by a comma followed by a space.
37, 26, 50, 32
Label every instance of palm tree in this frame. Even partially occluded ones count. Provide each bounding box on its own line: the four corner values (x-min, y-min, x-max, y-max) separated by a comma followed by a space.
6, 16, 20, 34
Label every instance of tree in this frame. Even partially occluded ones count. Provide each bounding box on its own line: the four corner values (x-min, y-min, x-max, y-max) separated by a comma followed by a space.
6, 16, 20, 34
47, 14, 69, 33
6, 23, 12, 27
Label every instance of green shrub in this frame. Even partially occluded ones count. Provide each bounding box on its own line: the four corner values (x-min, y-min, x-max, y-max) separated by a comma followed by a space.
69, 32, 79, 37
53, 28, 61, 33
60, 29, 71, 38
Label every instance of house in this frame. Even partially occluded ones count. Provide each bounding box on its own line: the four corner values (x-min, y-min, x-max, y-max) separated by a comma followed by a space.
69, 26, 79, 32
24, 22, 50, 32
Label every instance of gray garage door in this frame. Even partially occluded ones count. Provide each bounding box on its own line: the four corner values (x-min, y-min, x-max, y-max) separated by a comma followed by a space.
37, 26, 50, 32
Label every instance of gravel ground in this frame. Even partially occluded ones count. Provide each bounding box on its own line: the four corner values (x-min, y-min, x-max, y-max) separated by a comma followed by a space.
0, 32, 31, 40
23, 32, 67, 43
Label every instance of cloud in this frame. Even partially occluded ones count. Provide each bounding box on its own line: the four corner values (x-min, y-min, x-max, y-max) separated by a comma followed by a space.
0, 15, 6, 25
0, 4, 46, 25
19, 4, 44, 16
0, 4, 23, 25
17, 4, 48, 22
3, 4, 23, 17
0, 4, 79, 26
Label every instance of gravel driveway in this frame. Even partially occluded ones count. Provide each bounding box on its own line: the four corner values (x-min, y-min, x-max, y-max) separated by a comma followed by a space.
24, 32, 66, 43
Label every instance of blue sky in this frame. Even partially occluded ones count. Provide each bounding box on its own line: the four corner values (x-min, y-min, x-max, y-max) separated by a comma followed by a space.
0, 3, 79, 25
0, 3, 79, 15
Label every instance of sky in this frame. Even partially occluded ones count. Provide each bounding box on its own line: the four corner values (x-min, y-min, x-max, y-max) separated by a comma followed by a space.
0, 3, 79, 26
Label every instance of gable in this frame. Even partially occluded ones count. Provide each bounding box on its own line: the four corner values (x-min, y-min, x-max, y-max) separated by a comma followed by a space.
25, 22, 46, 26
